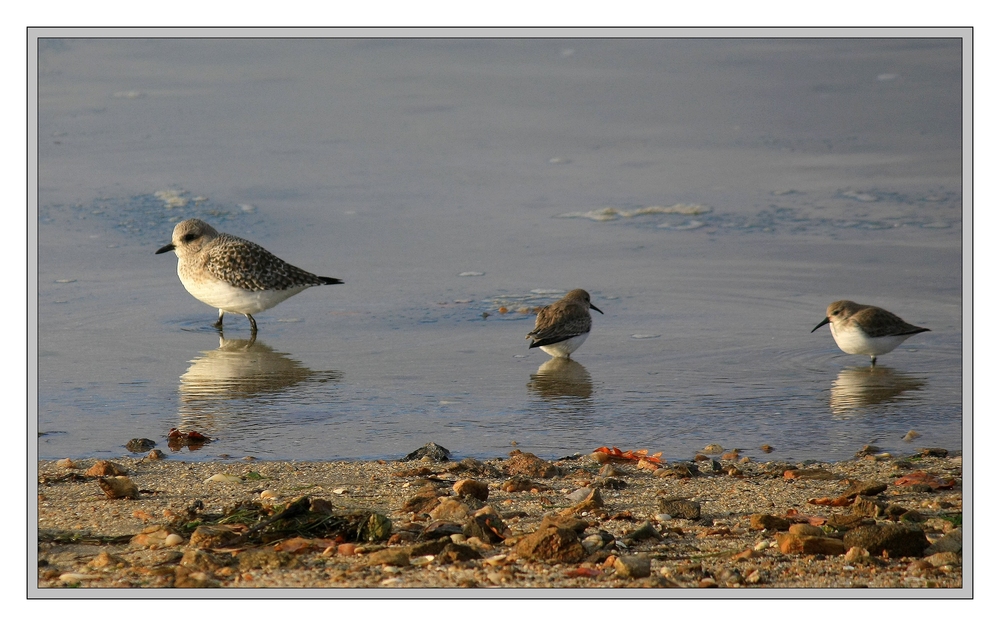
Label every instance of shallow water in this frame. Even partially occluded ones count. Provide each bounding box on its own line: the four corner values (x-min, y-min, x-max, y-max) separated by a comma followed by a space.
35, 37, 965, 462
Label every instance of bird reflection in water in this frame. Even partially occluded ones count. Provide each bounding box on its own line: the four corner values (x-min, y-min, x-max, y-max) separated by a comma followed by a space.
828, 366, 926, 415
176, 333, 342, 433
527, 357, 594, 402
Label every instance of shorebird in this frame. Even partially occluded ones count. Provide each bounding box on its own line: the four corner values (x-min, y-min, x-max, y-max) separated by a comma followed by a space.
811, 300, 929, 365
526, 289, 603, 359
156, 219, 343, 333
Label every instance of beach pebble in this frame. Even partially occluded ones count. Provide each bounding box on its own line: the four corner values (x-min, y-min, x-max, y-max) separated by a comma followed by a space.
615, 555, 651, 579
98, 476, 139, 499
164, 534, 184, 547
85, 460, 128, 477
453, 478, 489, 501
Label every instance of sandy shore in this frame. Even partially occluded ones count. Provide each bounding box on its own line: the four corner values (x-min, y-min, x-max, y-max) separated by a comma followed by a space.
34, 447, 964, 596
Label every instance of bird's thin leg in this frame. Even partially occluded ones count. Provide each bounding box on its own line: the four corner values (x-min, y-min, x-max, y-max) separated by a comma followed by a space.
870, 355, 877, 366
213, 310, 225, 329
246, 313, 258, 334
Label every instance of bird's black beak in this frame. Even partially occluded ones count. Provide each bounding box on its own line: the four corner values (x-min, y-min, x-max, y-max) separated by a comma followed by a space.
155, 243, 175, 254
590, 304, 604, 315
811, 318, 830, 333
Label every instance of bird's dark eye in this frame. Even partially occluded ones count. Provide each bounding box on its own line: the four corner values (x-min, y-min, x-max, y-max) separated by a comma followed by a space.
182, 234, 197, 243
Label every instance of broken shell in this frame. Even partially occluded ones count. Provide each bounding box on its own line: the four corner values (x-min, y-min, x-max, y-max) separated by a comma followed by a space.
59, 573, 101, 583
164, 534, 184, 547
204, 473, 242, 483
260, 490, 277, 500
410, 555, 435, 566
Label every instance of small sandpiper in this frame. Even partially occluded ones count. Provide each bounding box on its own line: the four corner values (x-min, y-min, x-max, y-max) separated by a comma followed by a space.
811, 300, 929, 365
526, 289, 603, 359
156, 219, 343, 333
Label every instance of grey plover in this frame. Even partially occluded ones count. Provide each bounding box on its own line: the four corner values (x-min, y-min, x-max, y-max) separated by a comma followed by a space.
526, 289, 603, 358
156, 219, 343, 333
811, 300, 929, 365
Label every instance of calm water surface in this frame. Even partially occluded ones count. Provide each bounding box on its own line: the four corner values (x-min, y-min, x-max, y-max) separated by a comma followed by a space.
35, 38, 965, 462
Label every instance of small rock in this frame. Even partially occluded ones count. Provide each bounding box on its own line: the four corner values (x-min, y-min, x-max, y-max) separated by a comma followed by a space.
657, 498, 701, 520
566, 486, 596, 504
98, 476, 139, 499
716, 567, 744, 586
825, 513, 873, 531
131, 526, 172, 547
173, 566, 219, 588
453, 478, 489, 501
749, 514, 791, 531
919, 448, 949, 458
237, 549, 297, 571
164, 534, 185, 547
663, 462, 699, 478
437, 542, 481, 563
188, 525, 239, 550
515, 526, 587, 563
463, 507, 510, 544
788, 523, 824, 537
840, 480, 888, 499
366, 547, 411, 567
783, 468, 836, 480
180, 549, 232, 571
401, 442, 451, 462
501, 476, 547, 492
125, 438, 157, 453
926, 528, 962, 555
598, 465, 625, 478
856, 445, 881, 457
337, 543, 357, 556
407, 538, 452, 558
702, 444, 723, 454
851, 495, 888, 518
626, 521, 662, 543
562, 488, 603, 514
777, 533, 845, 555
581, 534, 605, 553
503, 450, 560, 478
55, 458, 76, 469
429, 497, 472, 522
87, 551, 124, 568
357, 513, 393, 542
614, 555, 651, 578
598, 477, 627, 490
842, 523, 930, 558
903, 430, 921, 441
85, 460, 128, 477
844, 546, 870, 564
400, 484, 449, 514
146, 449, 166, 460
445, 457, 501, 477
925, 551, 961, 568
419, 520, 465, 540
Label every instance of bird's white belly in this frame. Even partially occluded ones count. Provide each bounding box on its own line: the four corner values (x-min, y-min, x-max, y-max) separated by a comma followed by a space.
831, 326, 908, 356
539, 333, 589, 358
179, 273, 308, 315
